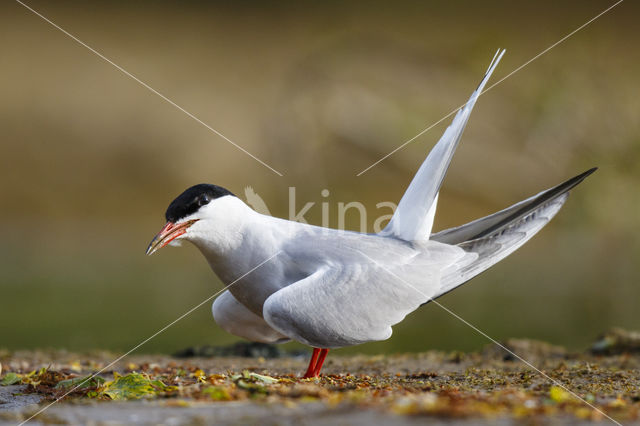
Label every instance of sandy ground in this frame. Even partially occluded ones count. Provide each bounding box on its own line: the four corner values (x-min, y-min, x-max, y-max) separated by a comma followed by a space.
1, 336, 639, 425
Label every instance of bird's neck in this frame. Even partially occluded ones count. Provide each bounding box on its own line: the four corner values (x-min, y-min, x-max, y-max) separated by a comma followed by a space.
186, 198, 314, 315
187, 199, 284, 284
188, 199, 255, 255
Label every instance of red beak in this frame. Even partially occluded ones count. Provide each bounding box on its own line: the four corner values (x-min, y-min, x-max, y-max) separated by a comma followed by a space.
146, 220, 198, 255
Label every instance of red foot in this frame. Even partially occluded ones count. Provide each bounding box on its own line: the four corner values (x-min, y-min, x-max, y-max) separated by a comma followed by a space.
303, 348, 320, 378
302, 348, 330, 378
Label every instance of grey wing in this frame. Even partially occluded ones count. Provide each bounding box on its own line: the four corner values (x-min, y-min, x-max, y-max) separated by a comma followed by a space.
431, 168, 596, 300
381, 50, 505, 241
262, 241, 467, 348
212, 291, 290, 344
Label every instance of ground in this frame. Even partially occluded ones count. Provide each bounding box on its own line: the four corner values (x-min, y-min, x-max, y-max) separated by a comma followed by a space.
1, 333, 639, 425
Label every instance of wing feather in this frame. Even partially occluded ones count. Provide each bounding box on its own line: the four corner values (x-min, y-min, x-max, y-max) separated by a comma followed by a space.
263, 240, 465, 348
431, 168, 596, 245
426, 169, 596, 301
381, 49, 505, 242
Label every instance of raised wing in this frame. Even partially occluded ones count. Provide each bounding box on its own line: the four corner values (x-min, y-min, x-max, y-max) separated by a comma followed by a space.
431, 168, 596, 245
430, 168, 596, 300
262, 239, 468, 348
381, 49, 505, 242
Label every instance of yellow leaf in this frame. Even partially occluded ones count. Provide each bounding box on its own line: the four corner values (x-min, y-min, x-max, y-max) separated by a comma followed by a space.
100, 372, 169, 400
191, 369, 206, 383
549, 386, 571, 403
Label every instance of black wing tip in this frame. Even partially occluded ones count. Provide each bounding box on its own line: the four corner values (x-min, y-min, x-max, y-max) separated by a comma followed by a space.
548, 167, 597, 198
466, 167, 597, 241
571, 167, 598, 186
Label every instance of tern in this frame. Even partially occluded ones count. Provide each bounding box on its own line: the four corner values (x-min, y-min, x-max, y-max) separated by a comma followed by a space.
147, 50, 595, 378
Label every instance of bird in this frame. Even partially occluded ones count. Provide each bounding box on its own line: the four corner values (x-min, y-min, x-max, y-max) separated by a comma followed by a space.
146, 49, 595, 378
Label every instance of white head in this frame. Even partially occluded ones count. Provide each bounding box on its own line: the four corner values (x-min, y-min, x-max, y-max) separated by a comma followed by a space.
146, 184, 249, 256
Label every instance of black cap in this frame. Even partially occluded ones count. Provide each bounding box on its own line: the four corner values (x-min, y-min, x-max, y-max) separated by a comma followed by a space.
165, 184, 235, 222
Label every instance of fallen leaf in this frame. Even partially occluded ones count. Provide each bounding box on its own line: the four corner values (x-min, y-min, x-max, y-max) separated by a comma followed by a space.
549, 386, 572, 403
55, 375, 105, 390
100, 372, 175, 400
1, 372, 22, 386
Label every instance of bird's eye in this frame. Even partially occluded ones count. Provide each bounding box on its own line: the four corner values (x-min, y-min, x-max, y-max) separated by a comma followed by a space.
197, 195, 210, 207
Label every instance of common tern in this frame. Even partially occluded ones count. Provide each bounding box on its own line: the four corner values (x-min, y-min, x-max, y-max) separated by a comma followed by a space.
147, 50, 595, 378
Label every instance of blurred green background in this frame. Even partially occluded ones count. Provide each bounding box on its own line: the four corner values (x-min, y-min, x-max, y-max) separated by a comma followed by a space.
1, 0, 638, 355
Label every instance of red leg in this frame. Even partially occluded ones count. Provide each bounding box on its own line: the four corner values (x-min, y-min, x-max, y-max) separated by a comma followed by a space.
312, 349, 330, 377
303, 348, 321, 378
